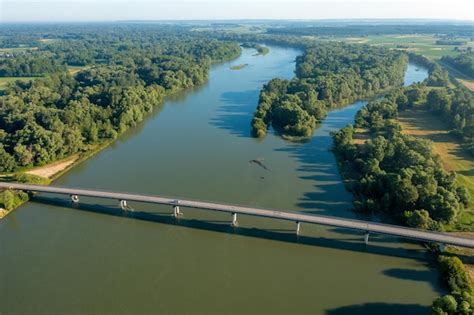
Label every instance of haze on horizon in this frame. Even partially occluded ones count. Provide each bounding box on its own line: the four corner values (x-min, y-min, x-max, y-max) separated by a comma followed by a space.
1, 0, 473, 23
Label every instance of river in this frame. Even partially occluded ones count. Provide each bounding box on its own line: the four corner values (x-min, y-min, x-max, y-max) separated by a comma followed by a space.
0, 46, 435, 314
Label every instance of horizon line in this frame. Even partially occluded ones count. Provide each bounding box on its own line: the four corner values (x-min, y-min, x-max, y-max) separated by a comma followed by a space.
1, 18, 474, 24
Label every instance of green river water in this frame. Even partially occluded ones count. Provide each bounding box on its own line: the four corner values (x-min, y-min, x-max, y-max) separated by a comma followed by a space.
0, 46, 437, 314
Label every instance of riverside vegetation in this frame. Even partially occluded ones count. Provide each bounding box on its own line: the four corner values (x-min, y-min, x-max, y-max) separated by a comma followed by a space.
1, 23, 473, 313
332, 55, 473, 229
241, 42, 270, 55
331, 56, 473, 314
0, 25, 241, 212
251, 43, 408, 139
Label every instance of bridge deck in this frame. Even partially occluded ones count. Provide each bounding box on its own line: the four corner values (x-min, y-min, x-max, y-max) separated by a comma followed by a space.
1, 182, 473, 249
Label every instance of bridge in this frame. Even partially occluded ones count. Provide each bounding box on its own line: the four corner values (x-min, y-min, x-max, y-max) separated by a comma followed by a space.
1, 182, 473, 249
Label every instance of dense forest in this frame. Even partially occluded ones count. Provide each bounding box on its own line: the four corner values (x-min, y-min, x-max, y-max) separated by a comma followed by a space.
251, 43, 408, 139
0, 24, 242, 76
0, 51, 67, 77
0, 26, 240, 172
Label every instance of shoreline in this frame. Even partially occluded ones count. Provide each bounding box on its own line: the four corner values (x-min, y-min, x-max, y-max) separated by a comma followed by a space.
0, 49, 244, 219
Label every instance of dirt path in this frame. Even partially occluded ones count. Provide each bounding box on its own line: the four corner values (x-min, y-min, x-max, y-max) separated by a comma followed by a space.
26, 156, 78, 178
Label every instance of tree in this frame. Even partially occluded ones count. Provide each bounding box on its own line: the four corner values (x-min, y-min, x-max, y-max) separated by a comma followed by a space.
13, 144, 33, 167
432, 295, 458, 314
2, 190, 15, 211
0, 145, 16, 172
438, 256, 473, 293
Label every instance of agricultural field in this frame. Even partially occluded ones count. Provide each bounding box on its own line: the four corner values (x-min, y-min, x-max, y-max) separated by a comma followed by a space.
330, 34, 473, 59
192, 24, 265, 34
0, 46, 38, 53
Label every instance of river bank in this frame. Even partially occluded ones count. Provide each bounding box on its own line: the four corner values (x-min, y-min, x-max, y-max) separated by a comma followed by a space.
0, 48, 244, 219
0, 46, 444, 314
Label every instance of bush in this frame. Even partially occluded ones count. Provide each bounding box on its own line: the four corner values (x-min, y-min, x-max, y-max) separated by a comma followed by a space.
438, 256, 473, 293
432, 291, 473, 315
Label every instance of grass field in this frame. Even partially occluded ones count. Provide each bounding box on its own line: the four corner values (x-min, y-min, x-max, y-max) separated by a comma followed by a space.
0, 46, 37, 53
398, 108, 474, 230
0, 77, 37, 90
328, 34, 474, 60
67, 65, 88, 75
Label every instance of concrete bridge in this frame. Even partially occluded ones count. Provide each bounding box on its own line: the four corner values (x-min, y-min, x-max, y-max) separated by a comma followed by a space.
1, 182, 473, 249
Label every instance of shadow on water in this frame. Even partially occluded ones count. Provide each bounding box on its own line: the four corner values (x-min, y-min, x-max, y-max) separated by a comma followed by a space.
275, 102, 367, 217
275, 133, 353, 216
31, 195, 434, 262
209, 90, 259, 138
327, 228, 409, 243
325, 303, 429, 315
383, 268, 440, 290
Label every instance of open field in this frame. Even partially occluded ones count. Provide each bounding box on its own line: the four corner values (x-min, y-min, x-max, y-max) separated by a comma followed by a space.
67, 65, 88, 74
0, 76, 37, 90
398, 109, 474, 230
192, 24, 265, 34
352, 127, 370, 144
329, 34, 474, 60
0, 46, 38, 53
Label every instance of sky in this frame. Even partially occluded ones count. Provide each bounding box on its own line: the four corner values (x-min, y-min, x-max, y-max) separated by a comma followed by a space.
1, 0, 473, 22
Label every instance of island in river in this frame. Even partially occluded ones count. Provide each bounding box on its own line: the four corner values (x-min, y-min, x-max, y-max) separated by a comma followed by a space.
0, 44, 441, 315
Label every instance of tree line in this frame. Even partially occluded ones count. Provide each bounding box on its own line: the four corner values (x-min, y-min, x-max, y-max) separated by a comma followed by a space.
333, 88, 469, 227
0, 24, 241, 77
251, 43, 408, 139
407, 53, 474, 155
0, 51, 68, 77
266, 23, 473, 37
432, 255, 473, 314
332, 57, 473, 227
441, 52, 474, 78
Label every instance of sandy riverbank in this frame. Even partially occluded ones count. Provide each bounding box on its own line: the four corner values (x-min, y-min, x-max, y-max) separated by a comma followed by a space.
25, 156, 78, 179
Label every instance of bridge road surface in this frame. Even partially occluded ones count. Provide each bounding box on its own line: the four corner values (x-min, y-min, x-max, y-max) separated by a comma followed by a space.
1, 182, 473, 249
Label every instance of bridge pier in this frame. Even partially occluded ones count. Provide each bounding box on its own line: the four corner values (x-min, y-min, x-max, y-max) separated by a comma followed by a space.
173, 200, 182, 217
364, 231, 370, 245
231, 213, 238, 227
71, 194, 79, 203
120, 200, 128, 210
296, 221, 301, 236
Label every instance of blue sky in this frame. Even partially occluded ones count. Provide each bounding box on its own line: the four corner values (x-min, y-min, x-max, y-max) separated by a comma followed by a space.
1, 0, 473, 22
